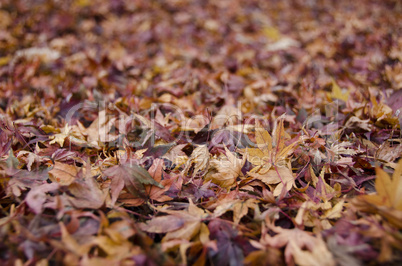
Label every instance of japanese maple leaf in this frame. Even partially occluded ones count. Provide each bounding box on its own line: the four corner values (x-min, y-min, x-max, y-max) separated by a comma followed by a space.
67, 162, 107, 209
246, 117, 297, 171
58, 219, 139, 261
139, 199, 208, 242
208, 219, 250, 266
2, 149, 49, 198
353, 159, 402, 228
104, 161, 164, 204
327, 79, 350, 102
245, 117, 299, 196
213, 198, 257, 224
205, 145, 246, 189
183, 144, 209, 178
117, 158, 174, 206
251, 222, 335, 266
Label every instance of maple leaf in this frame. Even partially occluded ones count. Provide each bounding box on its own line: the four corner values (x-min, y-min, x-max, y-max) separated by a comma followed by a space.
17, 147, 50, 172
140, 199, 208, 242
76, 110, 120, 148
248, 166, 294, 197
245, 117, 299, 196
56, 222, 94, 257
327, 79, 350, 102
49, 124, 71, 147
117, 158, 174, 206
369, 94, 400, 127
56, 219, 140, 263
2, 149, 50, 198
183, 144, 209, 177
26, 182, 59, 214
104, 161, 164, 203
213, 198, 257, 224
48, 123, 87, 148
253, 221, 335, 266
294, 165, 343, 229
143, 159, 174, 201
295, 200, 344, 230
208, 219, 249, 266
205, 145, 246, 189
353, 159, 402, 228
91, 219, 140, 260
67, 161, 107, 209
48, 161, 79, 186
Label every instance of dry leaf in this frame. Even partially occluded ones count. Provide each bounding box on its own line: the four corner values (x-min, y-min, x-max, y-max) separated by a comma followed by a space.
49, 162, 79, 186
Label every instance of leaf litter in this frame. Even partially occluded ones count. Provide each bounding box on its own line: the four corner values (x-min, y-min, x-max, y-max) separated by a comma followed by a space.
0, 0, 401, 265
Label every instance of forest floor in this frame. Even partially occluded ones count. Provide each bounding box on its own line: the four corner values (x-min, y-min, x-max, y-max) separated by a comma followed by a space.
0, 0, 401, 265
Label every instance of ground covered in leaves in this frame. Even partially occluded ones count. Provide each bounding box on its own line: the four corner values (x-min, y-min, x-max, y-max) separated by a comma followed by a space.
0, 0, 402, 265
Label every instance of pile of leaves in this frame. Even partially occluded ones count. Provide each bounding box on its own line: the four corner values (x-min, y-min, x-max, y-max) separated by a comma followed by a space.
1, 0, 401, 265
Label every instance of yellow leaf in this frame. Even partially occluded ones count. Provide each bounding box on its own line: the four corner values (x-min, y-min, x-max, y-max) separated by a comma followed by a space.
354, 159, 402, 228
309, 166, 319, 187
391, 159, 402, 210
272, 117, 286, 153
0, 56, 11, 66
59, 222, 93, 256
374, 167, 393, 207
213, 199, 257, 224
322, 200, 344, 219
164, 221, 201, 242
183, 145, 209, 176
188, 199, 206, 217
248, 166, 295, 196
328, 79, 349, 102
75, 0, 91, 7
289, 236, 335, 266
246, 117, 299, 176
49, 124, 71, 147
262, 26, 281, 41
198, 223, 210, 244
232, 199, 257, 224
255, 121, 272, 154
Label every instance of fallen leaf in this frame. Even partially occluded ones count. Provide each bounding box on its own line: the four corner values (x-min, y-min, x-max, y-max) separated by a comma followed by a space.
353, 159, 402, 228
49, 162, 79, 186
104, 162, 163, 199
183, 144, 210, 177
205, 145, 245, 189
213, 198, 257, 224
328, 79, 349, 102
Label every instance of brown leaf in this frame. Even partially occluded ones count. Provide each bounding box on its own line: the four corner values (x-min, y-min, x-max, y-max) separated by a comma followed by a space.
68, 164, 106, 209
183, 145, 209, 177
205, 145, 245, 189
49, 162, 79, 186
104, 162, 163, 198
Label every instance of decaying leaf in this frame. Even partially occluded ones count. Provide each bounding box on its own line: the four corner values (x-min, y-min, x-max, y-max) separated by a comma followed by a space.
1, 1, 401, 264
